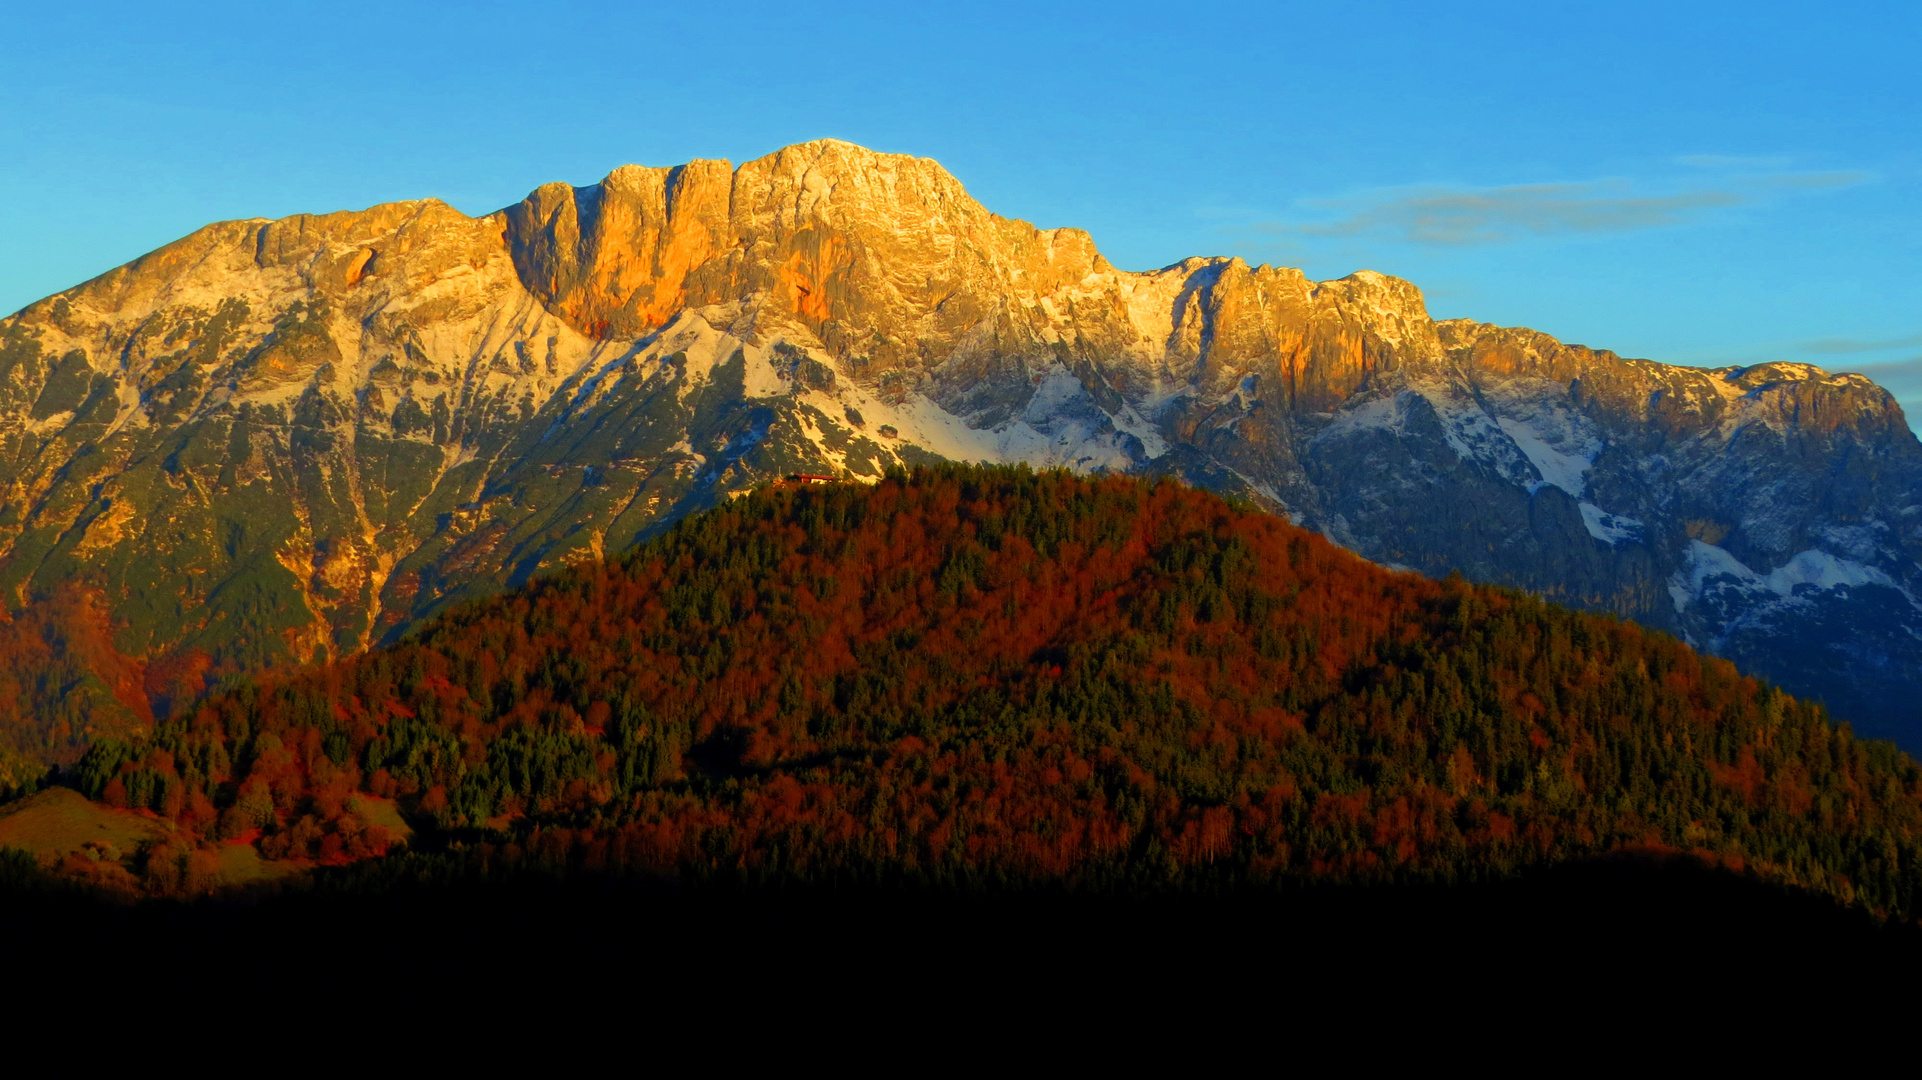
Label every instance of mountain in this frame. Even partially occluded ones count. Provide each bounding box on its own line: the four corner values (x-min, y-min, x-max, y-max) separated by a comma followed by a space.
1, 139, 1918, 778
42, 467, 1922, 918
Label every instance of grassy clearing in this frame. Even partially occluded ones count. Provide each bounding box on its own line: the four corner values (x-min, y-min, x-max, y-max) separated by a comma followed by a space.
0, 786, 169, 865
346, 794, 412, 843
212, 841, 306, 888
0, 786, 312, 892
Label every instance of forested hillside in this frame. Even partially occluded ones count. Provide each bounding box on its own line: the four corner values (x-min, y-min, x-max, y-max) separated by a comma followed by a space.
0, 585, 155, 794
2, 139, 1918, 760
42, 466, 1922, 917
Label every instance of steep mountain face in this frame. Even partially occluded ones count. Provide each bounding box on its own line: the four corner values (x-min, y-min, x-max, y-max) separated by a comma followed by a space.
1, 138, 1918, 763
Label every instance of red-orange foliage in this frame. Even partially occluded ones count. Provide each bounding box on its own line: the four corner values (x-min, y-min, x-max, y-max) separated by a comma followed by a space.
0, 584, 152, 787
75, 466, 1922, 915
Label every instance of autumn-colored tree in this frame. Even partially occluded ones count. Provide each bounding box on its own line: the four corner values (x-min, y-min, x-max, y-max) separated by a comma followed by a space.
69, 465, 1922, 916
0, 584, 154, 793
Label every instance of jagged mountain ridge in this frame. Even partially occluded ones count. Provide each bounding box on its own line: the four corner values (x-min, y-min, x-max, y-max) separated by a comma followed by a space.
1, 138, 1918, 766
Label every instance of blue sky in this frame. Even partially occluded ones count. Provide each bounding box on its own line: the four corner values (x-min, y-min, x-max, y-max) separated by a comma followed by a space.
4, 0, 1918, 426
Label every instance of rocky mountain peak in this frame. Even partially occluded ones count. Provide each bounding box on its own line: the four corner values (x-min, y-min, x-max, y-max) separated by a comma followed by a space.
0, 140, 1918, 781
497, 139, 1116, 375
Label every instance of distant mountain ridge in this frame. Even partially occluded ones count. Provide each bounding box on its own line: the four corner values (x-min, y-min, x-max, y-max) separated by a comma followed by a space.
1, 138, 1918, 777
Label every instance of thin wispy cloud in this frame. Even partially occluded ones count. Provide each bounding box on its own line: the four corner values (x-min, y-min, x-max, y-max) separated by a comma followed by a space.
1799, 332, 1922, 354
1295, 182, 1739, 245
1676, 154, 1794, 169
1248, 168, 1871, 247
1846, 356, 1922, 404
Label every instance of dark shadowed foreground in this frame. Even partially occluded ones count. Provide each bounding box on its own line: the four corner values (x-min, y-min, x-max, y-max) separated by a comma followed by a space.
4, 850, 1917, 1015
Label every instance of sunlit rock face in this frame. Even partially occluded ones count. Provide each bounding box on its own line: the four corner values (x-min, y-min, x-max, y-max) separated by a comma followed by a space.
3, 139, 1918, 748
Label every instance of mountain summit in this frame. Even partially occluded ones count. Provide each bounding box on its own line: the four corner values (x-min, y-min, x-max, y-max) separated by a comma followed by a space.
2, 140, 1919, 777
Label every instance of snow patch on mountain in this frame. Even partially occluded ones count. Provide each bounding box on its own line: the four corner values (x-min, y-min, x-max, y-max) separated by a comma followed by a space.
1763, 549, 1900, 595
1669, 539, 1906, 615
1108, 399, 1169, 460
1318, 393, 1406, 439
1424, 389, 1535, 486
739, 344, 792, 399
887, 397, 1004, 461
1498, 417, 1593, 497
655, 313, 743, 397
799, 362, 1157, 473
1026, 366, 1090, 420
948, 366, 1145, 471
1580, 503, 1643, 545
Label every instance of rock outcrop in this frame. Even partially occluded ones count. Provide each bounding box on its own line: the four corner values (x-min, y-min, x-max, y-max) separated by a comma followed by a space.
2, 138, 1917, 767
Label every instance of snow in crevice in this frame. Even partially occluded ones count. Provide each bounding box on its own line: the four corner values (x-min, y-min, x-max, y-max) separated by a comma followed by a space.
1669, 540, 1757, 618
1002, 365, 1153, 470
1314, 393, 1406, 441
1105, 396, 1169, 459
1382, 383, 1520, 473
1498, 417, 1594, 497
1431, 397, 1496, 464
1579, 503, 1643, 545
787, 397, 851, 476
1315, 386, 1558, 496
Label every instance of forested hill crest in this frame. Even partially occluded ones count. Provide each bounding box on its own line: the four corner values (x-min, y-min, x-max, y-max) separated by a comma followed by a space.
2, 138, 1920, 781
42, 466, 1922, 918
